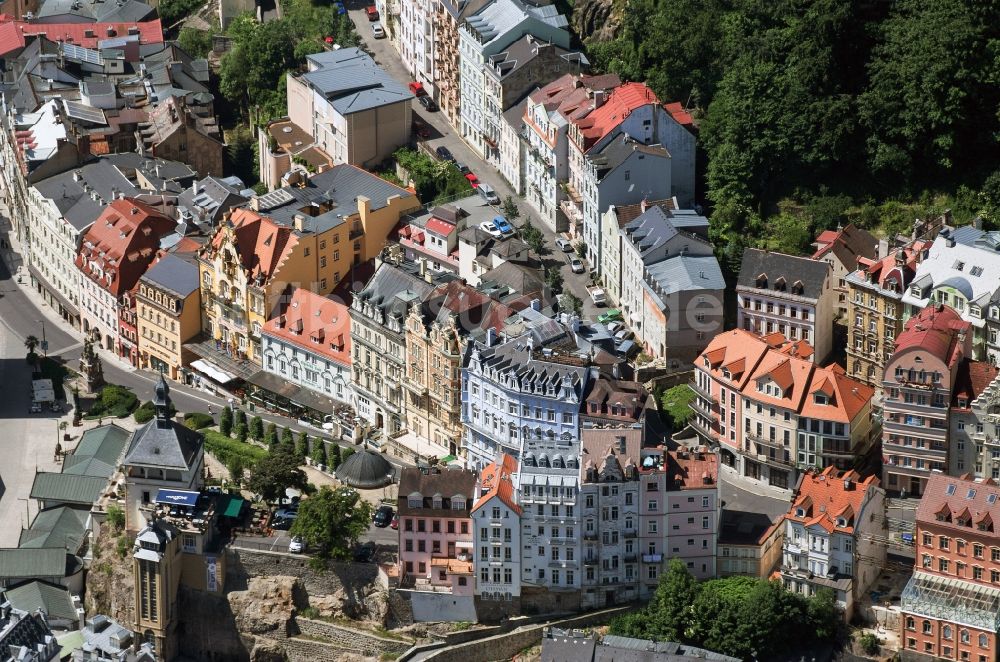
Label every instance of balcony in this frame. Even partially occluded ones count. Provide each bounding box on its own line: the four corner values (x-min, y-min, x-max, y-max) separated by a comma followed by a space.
688, 416, 718, 441
624, 553, 638, 563
689, 381, 714, 401
689, 398, 718, 420
584, 557, 598, 566
403, 377, 428, 396
583, 532, 597, 541
623, 529, 637, 539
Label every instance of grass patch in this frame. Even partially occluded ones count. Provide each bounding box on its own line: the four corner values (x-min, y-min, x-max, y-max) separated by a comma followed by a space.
86, 385, 139, 419
184, 412, 215, 429
203, 429, 267, 467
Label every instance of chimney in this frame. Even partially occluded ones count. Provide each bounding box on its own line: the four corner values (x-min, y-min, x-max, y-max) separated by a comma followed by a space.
640, 198, 647, 214
192, 179, 199, 197
530, 298, 541, 312
592, 89, 606, 108
486, 327, 497, 347
293, 214, 305, 232
843, 478, 853, 491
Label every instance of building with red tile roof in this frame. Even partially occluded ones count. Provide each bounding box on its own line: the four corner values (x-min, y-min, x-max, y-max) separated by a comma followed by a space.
777, 467, 885, 619
811, 223, 879, 318
75, 198, 175, 366
0, 16, 163, 58
472, 454, 522, 617
882, 304, 973, 497
692, 329, 878, 492
845, 239, 930, 387
900, 472, 1000, 659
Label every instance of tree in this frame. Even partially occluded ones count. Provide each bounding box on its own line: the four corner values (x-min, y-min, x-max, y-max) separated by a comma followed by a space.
574, 241, 587, 259
290, 486, 373, 560
177, 27, 212, 58
311, 440, 328, 467
341, 447, 355, 465
544, 266, 564, 295
236, 408, 248, 430
248, 448, 308, 505
218, 18, 297, 123
228, 456, 245, 485
264, 422, 278, 448
295, 432, 309, 461
501, 196, 520, 220
560, 293, 583, 316
660, 384, 696, 431
157, 0, 201, 26
24, 335, 39, 355
219, 406, 233, 437
280, 427, 295, 456
250, 416, 264, 441
328, 443, 342, 470
520, 221, 545, 254
235, 422, 248, 443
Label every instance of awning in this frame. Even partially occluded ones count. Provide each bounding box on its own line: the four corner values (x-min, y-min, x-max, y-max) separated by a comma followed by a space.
222, 496, 245, 518
247, 370, 336, 415
32, 379, 55, 402
154, 489, 200, 507
190, 359, 237, 384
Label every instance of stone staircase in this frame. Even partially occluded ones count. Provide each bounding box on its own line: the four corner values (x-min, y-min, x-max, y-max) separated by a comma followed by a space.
283, 617, 412, 660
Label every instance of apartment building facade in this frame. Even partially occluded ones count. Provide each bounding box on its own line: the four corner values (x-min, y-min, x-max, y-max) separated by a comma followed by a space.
691, 329, 877, 491
882, 305, 972, 496
76, 199, 176, 365
900, 473, 1000, 662
845, 241, 928, 387
458, 0, 571, 160
737, 248, 836, 363
351, 261, 437, 436
902, 228, 1000, 363
137, 254, 201, 380
397, 467, 476, 602
811, 223, 879, 316
778, 468, 886, 619
949, 363, 1000, 479
471, 454, 522, 621
461, 330, 592, 469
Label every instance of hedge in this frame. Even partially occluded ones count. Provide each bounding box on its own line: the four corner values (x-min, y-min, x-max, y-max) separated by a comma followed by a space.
203, 430, 267, 468
184, 412, 215, 429
87, 385, 139, 418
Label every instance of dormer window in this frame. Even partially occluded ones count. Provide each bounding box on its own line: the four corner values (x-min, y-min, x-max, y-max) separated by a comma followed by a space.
796, 507, 805, 517
774, 277, 786, 292
791, 281, 804, 295
722, 368, 731, 379
814, 393, 828, 405
756, 274, 768, 289
837, 517, 848, 528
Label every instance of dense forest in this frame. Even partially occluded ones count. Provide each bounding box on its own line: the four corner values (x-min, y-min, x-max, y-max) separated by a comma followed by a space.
588, 0, 1000, 262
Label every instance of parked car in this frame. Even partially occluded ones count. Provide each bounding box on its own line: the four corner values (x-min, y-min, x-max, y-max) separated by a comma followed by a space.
555, 237, 573, 252
607, 321, 625, 335
464, 173, 479, 188
492, 215, 513, 235
288, 536, 305, 553
598, 309, 623, 325
272, 517, 294, 531
614, 328, 635, 342
587, 285, 607, 306
408, 81, 427, 97
418, 95, 437, 111
29, 401, 42, 414
455, 162, 471, 175
373, 504, 395, 528
365, 5, 379, 20
353, 541, 376, 562
371, 23, 385, 38
570, 256, 585, 273
435, 145, 455, 162
478, 183, 500, 205
616, 339, 639, 359
479, 221, 503, 239
390, 514, 399, 530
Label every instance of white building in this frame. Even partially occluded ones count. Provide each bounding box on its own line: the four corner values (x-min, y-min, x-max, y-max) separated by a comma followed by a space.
458, 0, 571, 161
471, 454, 522, 619
736, 248, 836, 364
778, 468, 885, 619
256, 287, 353, 419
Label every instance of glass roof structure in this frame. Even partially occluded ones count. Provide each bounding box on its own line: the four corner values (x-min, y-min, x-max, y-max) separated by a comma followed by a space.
901, 571, 1000, 631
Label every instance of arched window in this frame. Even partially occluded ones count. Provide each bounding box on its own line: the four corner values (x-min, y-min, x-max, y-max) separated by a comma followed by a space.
943, 625, 952, 640
905, 617, 915, 631
922, 620, 932, 635
980, 633, 989, 648
961, 629, 970, 644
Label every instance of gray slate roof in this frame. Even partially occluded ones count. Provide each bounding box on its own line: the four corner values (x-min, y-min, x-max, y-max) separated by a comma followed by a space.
141, 254, 200, 298
336, 449, 395, 489
0, 548, 67, 581
591, 131, 669, 178
123, 418, 203, 470
302, 48, 412, 116
256, 164, 414, 232
354, 262, 437, 326
644, 255, 725, 308
737, 248, 831, 300
177, 176, 247, 225
3, 581, 78, 624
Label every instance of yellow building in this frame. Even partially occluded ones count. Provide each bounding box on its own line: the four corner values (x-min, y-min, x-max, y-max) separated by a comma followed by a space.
137, 254, 202, 380
844, 240, 928, 387
403, 281, 518, 458
199, 166, 420, 364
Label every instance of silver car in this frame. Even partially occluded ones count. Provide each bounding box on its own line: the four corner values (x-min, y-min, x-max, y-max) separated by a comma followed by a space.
289, 536, 305, 553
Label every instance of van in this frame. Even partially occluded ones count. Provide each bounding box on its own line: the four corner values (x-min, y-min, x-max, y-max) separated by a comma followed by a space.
479, 183, 500, 205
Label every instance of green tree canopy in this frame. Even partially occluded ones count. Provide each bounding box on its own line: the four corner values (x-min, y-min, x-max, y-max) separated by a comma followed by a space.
250, 416, 264, 441
248, 448, 307, 505
290, 486, 373, 560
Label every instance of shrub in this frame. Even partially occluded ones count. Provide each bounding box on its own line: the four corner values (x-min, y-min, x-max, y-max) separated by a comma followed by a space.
106, 505, 125, 533
115, 536, 131, 559
203, 430, 268, 468
341, 447, 355, 464
134, 401, 156, 424
220, 406, 233, 436
235, 422, 248, 443
250, 416, 264, 441
88, 385, 139, 418
311, 440, 327, 467
859, 632, 880, 655
184, 412, 215, 429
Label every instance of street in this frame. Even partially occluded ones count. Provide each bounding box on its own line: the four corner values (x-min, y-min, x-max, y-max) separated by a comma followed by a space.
347, 8, 603, 321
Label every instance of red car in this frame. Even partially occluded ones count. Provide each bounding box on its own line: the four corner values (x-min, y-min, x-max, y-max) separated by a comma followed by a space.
365, 5, 379, 20
465, 173, 479, 188
408, 81, 427, 97
390, 514, 399, 530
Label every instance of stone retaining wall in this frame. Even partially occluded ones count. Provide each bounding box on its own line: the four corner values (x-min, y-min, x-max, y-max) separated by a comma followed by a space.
226, 547, 378, 599
293, 617, 411, 656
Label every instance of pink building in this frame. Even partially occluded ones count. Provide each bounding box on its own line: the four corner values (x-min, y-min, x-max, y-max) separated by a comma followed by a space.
661, 448, 720, 580
397, 466, 477, 596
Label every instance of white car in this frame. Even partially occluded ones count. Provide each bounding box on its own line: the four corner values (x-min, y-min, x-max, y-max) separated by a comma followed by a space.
570, 256, 585, 273
372, 24, 386, 38
289, 536, 305, 553
555, 237, 573, 252
479, 221, 503, 239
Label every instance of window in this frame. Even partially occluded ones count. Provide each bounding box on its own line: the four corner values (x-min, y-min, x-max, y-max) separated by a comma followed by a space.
979, 633, 989, 649
923, 620, 932, 635
962, 630, 971, 644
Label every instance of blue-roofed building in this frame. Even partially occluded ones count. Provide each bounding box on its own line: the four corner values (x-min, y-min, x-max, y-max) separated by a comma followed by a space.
260, 48, 412, 189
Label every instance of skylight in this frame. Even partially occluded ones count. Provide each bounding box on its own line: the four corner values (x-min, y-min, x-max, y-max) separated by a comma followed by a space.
946, 484, 956, 496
